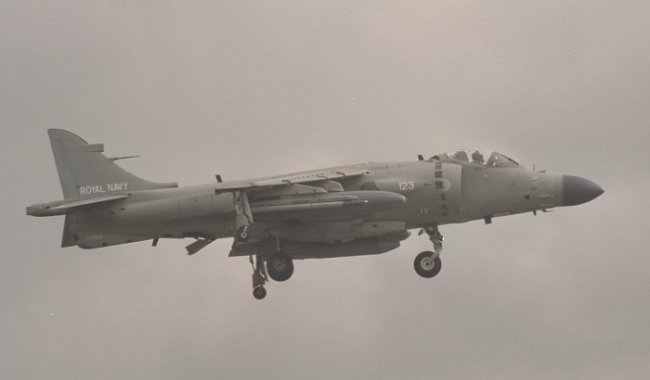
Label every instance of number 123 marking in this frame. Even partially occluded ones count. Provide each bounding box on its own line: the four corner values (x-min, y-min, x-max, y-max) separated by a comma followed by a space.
399, 181, 415, 191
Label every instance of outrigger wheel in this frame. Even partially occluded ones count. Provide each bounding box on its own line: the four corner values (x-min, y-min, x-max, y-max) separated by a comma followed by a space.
235, 225, 250, 243
414, 251, 442, 278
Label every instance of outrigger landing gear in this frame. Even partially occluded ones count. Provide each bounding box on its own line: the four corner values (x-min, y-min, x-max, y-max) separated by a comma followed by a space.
414, 225, 444, 278
233, 190, 253, 244
235, 225, 250, 243
250, 254, 268, 300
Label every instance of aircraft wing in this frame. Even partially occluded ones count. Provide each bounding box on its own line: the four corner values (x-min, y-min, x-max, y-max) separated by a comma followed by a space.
214, 166, 370, 192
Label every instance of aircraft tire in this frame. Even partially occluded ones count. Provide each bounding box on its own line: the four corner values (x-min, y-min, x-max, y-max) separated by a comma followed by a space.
235, 226, 250, 243
414, 251, 442, 278
253, 286, 267, 300
266, 253, 294, 282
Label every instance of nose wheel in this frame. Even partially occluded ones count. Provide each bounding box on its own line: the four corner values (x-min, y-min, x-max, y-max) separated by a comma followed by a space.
414, 225, 444, 278
414, 251, 442, 278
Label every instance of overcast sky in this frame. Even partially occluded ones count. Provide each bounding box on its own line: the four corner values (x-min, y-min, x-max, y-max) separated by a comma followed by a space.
2, 1, 649, 379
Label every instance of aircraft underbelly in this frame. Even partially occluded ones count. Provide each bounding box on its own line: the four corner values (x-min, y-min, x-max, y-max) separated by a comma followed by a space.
269, 221, 407, 243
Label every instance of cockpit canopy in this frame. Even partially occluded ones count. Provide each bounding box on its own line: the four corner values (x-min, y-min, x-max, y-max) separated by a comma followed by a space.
432, 148, 522, 168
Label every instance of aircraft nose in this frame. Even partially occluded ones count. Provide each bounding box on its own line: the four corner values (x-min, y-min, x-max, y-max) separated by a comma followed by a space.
561, 175, 604, 206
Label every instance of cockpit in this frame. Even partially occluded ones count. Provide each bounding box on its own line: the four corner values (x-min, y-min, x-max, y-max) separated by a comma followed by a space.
432, 148, 522, 168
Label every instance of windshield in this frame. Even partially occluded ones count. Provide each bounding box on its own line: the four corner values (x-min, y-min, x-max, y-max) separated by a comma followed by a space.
432, 148, 522, 168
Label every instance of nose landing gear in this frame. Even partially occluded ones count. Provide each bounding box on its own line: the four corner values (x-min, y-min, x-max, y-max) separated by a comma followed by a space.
414, 225, 444, 278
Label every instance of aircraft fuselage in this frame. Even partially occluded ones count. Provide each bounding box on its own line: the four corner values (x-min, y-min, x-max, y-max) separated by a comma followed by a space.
27, 130, 604, 299
58, 160, 576, 250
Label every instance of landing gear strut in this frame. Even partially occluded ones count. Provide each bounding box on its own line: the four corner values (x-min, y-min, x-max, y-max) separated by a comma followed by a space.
234, 191, 253, 244
250, 254, 268, 300
249, 253, 295, 298
414, 225, 444, 278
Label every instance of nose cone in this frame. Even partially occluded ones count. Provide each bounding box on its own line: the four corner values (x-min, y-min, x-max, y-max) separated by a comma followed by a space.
561, 175, 604, 206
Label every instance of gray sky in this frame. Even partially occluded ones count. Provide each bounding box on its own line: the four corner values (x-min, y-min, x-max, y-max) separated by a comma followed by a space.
2, 1, 649, 379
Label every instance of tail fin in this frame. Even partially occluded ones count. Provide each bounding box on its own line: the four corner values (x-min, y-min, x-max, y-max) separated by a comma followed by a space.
48, 129, 177, 199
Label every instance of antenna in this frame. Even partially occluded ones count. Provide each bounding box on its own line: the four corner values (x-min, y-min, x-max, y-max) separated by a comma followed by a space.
109, 155, 140, 161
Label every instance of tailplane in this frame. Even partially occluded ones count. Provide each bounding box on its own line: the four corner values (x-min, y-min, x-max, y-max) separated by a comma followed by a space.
48, 129, 177, 199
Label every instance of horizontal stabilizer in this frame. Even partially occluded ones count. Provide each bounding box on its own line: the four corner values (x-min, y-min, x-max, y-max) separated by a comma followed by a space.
26, 194, 129, 217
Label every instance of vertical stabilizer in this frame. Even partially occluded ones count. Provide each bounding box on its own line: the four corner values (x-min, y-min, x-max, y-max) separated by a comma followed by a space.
48, 129, 177, 199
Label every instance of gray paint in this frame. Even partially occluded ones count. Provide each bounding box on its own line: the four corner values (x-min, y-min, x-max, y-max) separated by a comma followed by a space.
48, 129, 177, 199
2, 1, 649, 379
27, 130, 603, 298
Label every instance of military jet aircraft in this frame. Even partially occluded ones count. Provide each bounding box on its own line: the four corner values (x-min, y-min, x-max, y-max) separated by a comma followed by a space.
27, 130, 603, 299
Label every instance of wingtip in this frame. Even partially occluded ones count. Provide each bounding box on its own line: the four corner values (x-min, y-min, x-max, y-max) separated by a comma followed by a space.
47, 129, 89, 144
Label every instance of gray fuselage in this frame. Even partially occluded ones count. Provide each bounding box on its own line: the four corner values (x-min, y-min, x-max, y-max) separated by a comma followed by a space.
65, 159, 563, 249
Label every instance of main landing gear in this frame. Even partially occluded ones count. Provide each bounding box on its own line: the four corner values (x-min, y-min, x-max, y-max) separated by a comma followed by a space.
414, 225, 444, 278
249, 253, 295, 300
233, 190, 296, 299
246, 225, 443, 299
250, 255, 267, 300
266, 253, 294, 282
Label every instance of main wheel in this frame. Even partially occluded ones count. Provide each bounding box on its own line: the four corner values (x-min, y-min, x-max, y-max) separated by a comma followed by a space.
414, 251, 442, 278
235, 226, 250, 243
266, 253, 294, 282
253, 286, 266, 300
